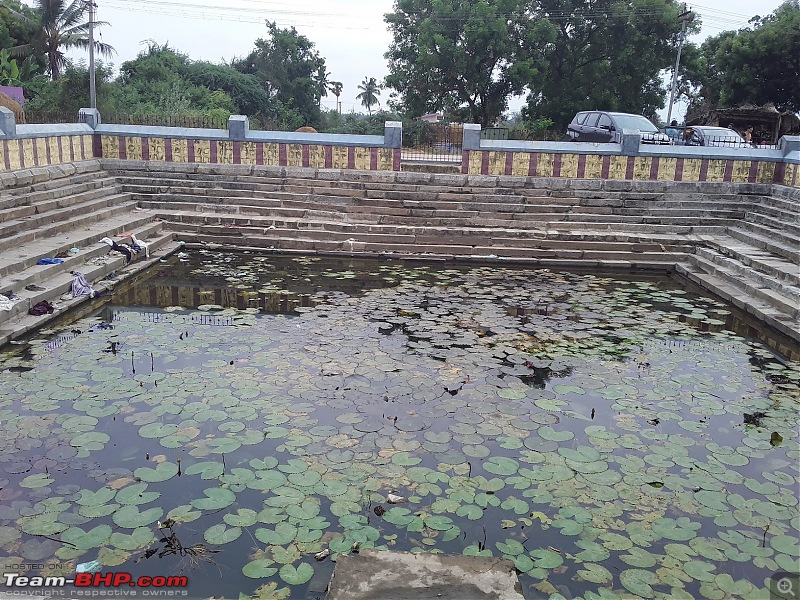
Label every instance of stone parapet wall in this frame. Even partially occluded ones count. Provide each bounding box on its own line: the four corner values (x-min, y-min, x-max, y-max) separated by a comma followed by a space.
0, 134, 94, 171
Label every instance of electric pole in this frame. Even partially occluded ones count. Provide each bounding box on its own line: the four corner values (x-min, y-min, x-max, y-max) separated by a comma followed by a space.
666, 7, 695, 126
88, 0, 96, 109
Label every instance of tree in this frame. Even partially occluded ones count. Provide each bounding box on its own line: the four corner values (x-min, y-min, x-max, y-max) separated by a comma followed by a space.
328, 80, 343, 113
356, 76, 381, 114
521, 0, 695, 131
234, 21, 327, 128
8, 0, 114, 80
384, 0, 543, 127
691, 1, 800, 113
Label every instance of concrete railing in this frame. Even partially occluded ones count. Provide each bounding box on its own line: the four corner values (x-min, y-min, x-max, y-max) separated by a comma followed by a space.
461, 123, 800, 187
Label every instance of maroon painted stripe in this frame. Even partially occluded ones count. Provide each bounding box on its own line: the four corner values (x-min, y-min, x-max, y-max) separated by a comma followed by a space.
462, 151, 469, 174
209, 140, 218, 163
92, 134, 102, 158
699, 159, 709, 181
256, 143, 264, 165
233, 141, 241, 164
324, 146, 333, 169
649, 157, 660, 180
370, 147, 378, 170
481, 151, 489, 175
79, 135, 87, 160
3, 140, 9, 170
165, 138, 173, 162
625, 156, 635, 180
118, 136, 127, 160
553, 154, 562, 178
141, 137, 150, 161
577, 154, 586, 179
171, 287, 179, 306
57, 136, 64, 163
392, 148, 401, 171
723, 159, 734, 182
773, 161, 786, 184
528, 153, 538, 177
347, 147, 355, 170
32, 138, 39, 166
187, 140, 195, 163
69, 137, 75, 161
675, 158, 684, 181
505, 152, 514, 176
278, 144, 287, 166
748, 161, 759, 183
601, 155, 610, 179
44, 138, 51, 165
302, 145, 310, 167
17, 139, 25, 168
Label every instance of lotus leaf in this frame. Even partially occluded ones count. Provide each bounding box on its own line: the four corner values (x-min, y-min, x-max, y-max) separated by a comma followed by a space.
204, 523, 242, 545
530, 548, 563, 569
577, 563, 613, 584
619, 568, 658, 598
112, 506, 162, 528
243, 559, 278, 579
279, 563, 314, 586
255, 523, 297, 546
191, 487, 236, 511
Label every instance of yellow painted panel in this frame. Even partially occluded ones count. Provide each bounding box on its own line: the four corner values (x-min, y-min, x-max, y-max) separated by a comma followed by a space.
21, 139, 35, 166
468, 151, 483, 174
83, 135, 93, 159
6, 140, 21, 170
608, 156, 627, 180
730, 160, 750, 183
264, 143, 279, 165
488, 151, 506, 176
308, 145, 326, 168
218, 141, 234, 164
194, 140, 211, 163
682, 159, 701, 182
332, 146, 349, 169
377, 148, 393, 171
47, 137, 59, 164
511, 153, 529, 177
354, 147, 371, 170
286, 144, 303, 167
241, 142, 257, 165
171, 139, 189, 163
537, 154, 555, 178
560, 154, 578, 179
101, 135, 119, 159
35, 138, 48, 166
584, 155, 603, 179
632, 157, 651, 180
706, 159, 726, 182
149, 138, 166, 161
658, 157, 677, 181
755, 162, 774, 184
0, 141, 5, 171
126, 137, 143, 161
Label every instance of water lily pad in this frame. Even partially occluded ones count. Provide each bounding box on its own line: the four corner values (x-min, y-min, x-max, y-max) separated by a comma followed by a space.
204, 523, 242, 545
191, 488, 236, 511
279, 562, 314, 585
243, 558, 278, 579
112, 506, 163, 528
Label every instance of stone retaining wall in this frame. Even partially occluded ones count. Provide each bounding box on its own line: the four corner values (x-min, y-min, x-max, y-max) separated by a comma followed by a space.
0, 134, 94, 171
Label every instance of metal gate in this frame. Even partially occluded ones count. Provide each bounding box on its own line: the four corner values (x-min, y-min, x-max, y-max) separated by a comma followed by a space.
402, 122, 463, 162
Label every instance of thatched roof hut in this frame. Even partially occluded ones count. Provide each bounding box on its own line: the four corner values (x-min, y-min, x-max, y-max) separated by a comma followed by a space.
0, 90, 25, 124
687, 103, 799, 145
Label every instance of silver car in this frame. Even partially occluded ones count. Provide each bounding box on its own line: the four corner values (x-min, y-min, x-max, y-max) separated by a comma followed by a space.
680, 126, 750, 148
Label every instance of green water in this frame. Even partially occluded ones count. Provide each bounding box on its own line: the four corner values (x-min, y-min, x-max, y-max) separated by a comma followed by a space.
0, 253, 797, 600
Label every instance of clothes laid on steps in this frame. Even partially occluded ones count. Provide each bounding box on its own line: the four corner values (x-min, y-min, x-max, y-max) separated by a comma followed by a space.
0, 296, 14, 311
37, 258, 64, 265
130, 234, 149, 258
28, 300, 55, 316
100, 237, 137, 263
71, 272, 96, 298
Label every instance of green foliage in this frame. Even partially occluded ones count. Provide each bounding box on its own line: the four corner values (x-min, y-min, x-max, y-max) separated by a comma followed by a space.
356, 76, 381, 115
385, 0, 540, 127
0, 49, 39, 86
693, 1, 800, 112
23, 61, 115, 118
234, 21, 327, 129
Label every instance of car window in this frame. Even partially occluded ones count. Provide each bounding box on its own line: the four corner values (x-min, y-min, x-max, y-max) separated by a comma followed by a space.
583, 113, 600, 127
573, 113, 588, 125
610, 115, 658, 132
597, 114, 613, 129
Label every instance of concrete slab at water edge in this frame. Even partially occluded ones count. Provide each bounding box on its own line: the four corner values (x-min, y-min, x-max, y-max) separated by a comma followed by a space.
327, 550, 525, 600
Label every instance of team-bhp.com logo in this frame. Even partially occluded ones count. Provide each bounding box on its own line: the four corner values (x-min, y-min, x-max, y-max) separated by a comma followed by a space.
4, 572, 188, 593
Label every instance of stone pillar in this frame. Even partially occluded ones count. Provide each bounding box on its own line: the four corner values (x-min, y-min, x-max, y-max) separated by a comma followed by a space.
228, 115, 249, 141
384, 121, 402, 148
78, 108, 101, 128
620, 129, 641, 156
0, 107, 16, 137
779, 135, 800, 156
463, 124, 481, 151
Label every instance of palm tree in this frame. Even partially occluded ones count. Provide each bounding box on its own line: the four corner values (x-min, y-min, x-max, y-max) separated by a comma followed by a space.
315, 66, 330, 107
356, 76, 381, 115
9, 0, 115, 80
328, 81, 342, 113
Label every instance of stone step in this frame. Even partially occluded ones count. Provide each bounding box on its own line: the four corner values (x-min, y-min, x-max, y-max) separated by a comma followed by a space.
756, 195, 800, 213
0, 192, 130, 237
701, 237, 800, 286
748, 203, 800, 223
695, 246, 800, 301
0, 160, 103, 191
726, 226, 800, 265
746, 212, 800, 236
0, 180, 120, 223
0, 202, 149, 254
676, 261, 799, 343
686, 254, 799, 319
0, 175, 118, 212
0, 229, 173, 328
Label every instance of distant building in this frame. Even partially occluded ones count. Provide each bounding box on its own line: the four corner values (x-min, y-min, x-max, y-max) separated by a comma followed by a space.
418, 113, 444, 123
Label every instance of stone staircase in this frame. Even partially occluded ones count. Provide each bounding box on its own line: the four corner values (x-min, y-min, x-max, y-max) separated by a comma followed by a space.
1, 159, 797, 346
0, 161, 178, 345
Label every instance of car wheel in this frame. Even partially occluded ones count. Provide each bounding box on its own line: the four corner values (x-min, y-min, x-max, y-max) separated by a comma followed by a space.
562, 135, 574, 142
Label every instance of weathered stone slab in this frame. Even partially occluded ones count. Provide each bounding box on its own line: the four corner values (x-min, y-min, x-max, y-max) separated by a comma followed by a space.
327, 550, 524, 600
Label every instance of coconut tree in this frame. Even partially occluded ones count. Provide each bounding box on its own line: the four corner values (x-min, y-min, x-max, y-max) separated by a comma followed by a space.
328, 80, 342, 113
9, 0, 115, 80
356, 76, 381, 115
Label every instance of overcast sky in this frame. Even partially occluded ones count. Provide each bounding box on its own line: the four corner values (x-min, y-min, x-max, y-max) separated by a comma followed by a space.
45, 0, 787, 121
